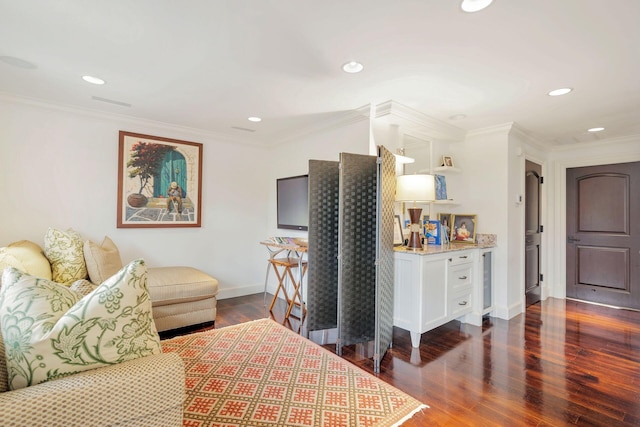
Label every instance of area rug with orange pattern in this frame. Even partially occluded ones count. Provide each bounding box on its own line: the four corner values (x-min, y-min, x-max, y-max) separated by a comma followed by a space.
162, 318, 428, 426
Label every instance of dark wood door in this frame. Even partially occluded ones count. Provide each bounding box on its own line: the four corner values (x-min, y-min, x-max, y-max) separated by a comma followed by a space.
566, 161, 640, 309
525, 161, 542, 306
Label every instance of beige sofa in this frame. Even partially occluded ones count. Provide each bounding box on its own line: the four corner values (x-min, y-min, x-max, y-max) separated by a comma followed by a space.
0, 343, 185, 427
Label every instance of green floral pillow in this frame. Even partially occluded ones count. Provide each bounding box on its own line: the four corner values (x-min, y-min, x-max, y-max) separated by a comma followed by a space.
44, 227, 88, 285
0, 258, 161, 390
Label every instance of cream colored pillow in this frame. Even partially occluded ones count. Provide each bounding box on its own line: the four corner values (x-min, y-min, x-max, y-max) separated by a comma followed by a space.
84, 236, 123, 284
44, 228, 87, 285
0, 240, 52, 281
0, 259, 161, 390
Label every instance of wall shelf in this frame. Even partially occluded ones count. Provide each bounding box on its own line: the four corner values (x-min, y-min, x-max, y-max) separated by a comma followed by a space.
434, 166, 461, 174
432, 200, 458, 206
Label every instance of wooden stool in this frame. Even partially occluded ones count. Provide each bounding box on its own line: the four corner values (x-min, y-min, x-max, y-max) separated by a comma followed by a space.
268, 257, 308, 320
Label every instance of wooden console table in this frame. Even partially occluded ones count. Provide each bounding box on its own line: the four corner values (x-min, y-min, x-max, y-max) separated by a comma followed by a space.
260, 241, 308, 321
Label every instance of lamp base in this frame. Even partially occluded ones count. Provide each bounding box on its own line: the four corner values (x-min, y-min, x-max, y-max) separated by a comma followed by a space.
406, 207, 423, 250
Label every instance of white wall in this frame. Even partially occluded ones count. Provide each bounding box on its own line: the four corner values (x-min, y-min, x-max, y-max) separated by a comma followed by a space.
0, 96, 372, 299
453, 125, 515, 318
266, 118, 371, 238
0, 96, 270, 299
263, 117, 371, 294
3, 95, 638, 308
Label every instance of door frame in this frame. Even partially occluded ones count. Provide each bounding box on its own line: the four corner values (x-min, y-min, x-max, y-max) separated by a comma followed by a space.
523, 154, 547, 307
524, 159, 543, 306
553, 150, 640, 299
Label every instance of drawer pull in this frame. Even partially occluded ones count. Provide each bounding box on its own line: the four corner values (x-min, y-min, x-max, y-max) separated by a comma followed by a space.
459, 256, 468, 259
458, 275, 468, 280
458, 301, 468, 306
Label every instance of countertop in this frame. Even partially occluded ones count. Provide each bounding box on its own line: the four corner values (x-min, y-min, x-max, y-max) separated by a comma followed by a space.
393, 243, 495, 256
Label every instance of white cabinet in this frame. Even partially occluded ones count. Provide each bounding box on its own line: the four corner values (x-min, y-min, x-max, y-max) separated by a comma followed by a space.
447, 253, 474, 319
394, 248, 482, 347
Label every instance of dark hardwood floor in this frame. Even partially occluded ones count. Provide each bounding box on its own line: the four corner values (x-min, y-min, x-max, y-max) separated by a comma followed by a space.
212, 294, 640, 426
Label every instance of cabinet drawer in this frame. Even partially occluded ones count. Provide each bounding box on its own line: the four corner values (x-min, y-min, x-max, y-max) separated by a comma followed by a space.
447, 252, 474, 266
449, 291, 473, 318
448, 265, 473, 293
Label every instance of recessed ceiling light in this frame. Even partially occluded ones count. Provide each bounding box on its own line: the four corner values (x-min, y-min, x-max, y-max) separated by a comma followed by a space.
82, 75, 105, 85
342, 61, 364, 74
460, 0, 494, 13
248, 116, 262, 122
548, 87, 572, 96
587, 127, 605, 132
0, 56, 37, 69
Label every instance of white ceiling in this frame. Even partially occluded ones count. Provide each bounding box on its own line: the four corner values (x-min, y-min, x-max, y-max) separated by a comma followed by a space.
1, 0, 639, 147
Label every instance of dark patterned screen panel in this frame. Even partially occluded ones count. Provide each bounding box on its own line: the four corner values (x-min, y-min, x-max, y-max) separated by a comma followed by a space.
374, 146, 396, 373
306, 160, 340, 332
337, 153, 378, 349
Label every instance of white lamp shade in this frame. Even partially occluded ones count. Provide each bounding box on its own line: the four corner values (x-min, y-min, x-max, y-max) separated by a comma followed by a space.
396, 174, 436, 202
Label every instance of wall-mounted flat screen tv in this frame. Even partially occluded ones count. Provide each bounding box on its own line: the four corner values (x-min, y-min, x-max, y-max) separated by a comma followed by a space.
277, 174, 309, 231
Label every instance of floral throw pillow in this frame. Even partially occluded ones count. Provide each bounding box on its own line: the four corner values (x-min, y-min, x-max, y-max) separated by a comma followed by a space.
44, 227, 88, 285
0, 258, 161, 390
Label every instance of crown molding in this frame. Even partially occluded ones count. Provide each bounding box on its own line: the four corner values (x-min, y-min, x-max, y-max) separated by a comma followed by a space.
508, 123, 552, 152
270, 104, 371, 146
373, 100, 467, 142
550, 133, 640, 153
465, 122, 514, 138
0, 92, 269, 148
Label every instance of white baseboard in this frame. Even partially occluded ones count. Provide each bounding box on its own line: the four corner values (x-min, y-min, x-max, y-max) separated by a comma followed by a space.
493, 301, 524, 320
217, 284, 263, 300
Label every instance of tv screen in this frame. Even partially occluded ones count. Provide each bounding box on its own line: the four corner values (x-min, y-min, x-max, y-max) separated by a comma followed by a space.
277, 175, 309, 231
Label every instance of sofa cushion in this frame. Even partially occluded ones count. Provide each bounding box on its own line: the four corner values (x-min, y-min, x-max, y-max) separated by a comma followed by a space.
44, 227, 88, 285
83, 236, 123, 284
0, 240, 52, 282
0, 259, 161, 390
147, 266, 219, 307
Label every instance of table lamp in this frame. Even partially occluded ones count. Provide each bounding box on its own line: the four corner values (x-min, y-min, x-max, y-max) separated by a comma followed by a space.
396, 174, 436, 250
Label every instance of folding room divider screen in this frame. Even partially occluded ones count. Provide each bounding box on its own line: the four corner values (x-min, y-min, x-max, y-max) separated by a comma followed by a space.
306, 146, 395, 372
306, 160, 340, 332
374, 146, 396, 371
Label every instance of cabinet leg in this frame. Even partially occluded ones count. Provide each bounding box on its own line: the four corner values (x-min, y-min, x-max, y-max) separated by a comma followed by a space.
410, 332, 421, 348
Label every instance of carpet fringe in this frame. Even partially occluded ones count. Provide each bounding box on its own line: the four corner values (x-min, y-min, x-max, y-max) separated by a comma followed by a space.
391, 403, 430, 427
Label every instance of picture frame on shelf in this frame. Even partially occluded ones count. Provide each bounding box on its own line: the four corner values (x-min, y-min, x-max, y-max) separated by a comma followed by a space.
394, 215, 404, 246
451, 214, 477, 244
438, 213, 453, 241
117, 131, 203, 228
435, 174, 447, 200
425, 220, 441, 245
420, 214, 430, 238
442, 155, 454, 167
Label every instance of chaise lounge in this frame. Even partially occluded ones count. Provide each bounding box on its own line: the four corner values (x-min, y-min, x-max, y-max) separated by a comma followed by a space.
0, 228, 219, 425
0, 228, 219, 333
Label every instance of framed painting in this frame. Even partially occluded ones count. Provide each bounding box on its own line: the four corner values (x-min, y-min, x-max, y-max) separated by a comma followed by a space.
435, 174, 447, 200
394, 215, 404, 246
437, 213, 452, 244
117, 131, 203, 228
438, 213, 452, 235
450, 214, 477, 244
